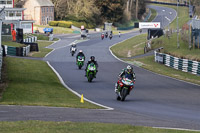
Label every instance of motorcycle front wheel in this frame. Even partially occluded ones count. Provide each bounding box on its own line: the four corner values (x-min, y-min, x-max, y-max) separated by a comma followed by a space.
121, 88, 128, 101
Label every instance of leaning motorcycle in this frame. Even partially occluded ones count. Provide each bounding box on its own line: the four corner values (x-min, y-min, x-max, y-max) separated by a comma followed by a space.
86, 63, 97, 82
70, 47, 76, 56
115, 75, 134, 101
77, 56, 85, 69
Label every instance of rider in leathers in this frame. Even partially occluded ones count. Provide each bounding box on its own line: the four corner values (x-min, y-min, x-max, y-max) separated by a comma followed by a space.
115, 65, 136, 93
85, 56, 98, 77
76, 50, 85, 62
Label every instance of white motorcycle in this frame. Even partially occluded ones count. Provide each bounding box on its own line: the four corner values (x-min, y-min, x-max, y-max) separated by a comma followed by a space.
70, 47, 77, 56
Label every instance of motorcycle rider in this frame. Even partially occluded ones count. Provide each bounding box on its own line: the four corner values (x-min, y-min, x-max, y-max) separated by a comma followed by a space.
76, 50, 85, 62
70, 43, 77, 53
105, 32, 108, 38
101, 33, 104, 39
115, 65, 136, 93
85, 56, 98, 77
109, 34, 112, 39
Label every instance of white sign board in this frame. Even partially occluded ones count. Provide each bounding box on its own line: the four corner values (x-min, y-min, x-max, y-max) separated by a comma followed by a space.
139, 22, 160, 29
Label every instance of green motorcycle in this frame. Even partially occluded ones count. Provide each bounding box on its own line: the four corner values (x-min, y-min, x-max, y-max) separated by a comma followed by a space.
77, 56, 85, 69
86, 63, 97, 82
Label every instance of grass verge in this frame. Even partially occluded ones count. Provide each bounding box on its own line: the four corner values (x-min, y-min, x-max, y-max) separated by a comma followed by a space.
150, 4, 190, 29
151, 33, 200, 61
2, 41, 25, 47
148, 8, 157, 22
110, 34, 147, 58
125, 56, 200, 85
34, 25, 74, 34
0, 121, 199, 133
30, 41, 53, 58
0, 57, 102, 109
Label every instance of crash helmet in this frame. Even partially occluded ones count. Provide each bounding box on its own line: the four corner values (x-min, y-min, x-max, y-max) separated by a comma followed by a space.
90, 56, 95, 61
127, 65, 133, 74
72, 42, 76, 47
79, 50, 83, 53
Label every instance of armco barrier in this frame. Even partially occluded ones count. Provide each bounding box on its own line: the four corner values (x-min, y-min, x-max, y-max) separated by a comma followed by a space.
155, 51, 200, 76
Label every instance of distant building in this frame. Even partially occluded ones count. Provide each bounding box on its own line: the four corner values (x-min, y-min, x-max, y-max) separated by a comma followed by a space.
0, 0, 34, 34
23, 0, 54, 25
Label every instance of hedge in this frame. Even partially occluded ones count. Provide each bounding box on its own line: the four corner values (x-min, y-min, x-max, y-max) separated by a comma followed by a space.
49, 21, 72, 28
49, 21, 59, 26
58, 21, 72, 28
49, 21, 96, 29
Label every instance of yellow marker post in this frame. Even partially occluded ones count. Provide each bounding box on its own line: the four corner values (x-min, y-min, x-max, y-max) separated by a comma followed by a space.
80, 94, 84, 103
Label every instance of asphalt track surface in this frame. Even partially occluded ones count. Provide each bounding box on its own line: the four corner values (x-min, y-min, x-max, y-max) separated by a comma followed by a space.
1, 5, 200, 130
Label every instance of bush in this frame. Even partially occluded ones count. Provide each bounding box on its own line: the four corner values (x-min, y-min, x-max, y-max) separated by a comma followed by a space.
57, 21, 72, 28
49, 20, 96, 29
72, 21, 96, 29
49, 21, 59, 26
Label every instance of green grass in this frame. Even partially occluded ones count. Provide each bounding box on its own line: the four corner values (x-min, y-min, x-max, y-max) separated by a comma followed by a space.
148, 8, 157, 22
110, 4, 200, 85
127, 56, 200, 85
0, 57, 101, 109
32, 34, 49, 40
150, 4, 190, 29
34, 25, 74, 34
2, 41, 25, 47
30, 41, 53, 58
151, 33, 200, 61
110, 34, 147, 58
0, 121, 199, 133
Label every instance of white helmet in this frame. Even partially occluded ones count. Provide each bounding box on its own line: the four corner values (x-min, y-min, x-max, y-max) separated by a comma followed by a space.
127, 65, 133, 73
79, 50, 83, 53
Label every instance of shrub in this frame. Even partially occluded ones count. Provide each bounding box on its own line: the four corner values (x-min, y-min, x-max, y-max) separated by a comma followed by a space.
49, 21, 59, 26
58, 21, 72, 28
72, 21, 96, 29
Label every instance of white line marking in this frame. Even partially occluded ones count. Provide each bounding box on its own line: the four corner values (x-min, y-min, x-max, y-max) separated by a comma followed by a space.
153, 127, 200, 132
109, 6, 200, 131
45, 38, 61, 48
46, 61, 114, 110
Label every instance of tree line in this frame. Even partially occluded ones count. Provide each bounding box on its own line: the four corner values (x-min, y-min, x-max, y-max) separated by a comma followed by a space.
51, 0, 146, 25
15, 0, 146, 26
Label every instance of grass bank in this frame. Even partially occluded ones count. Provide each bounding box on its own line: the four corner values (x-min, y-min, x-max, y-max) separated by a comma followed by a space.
110, 4, 200, 85
148, 8, 157, 22
34, 25, 74, 34
110, 33, 147, 58
0, 57, 101, 109
151, 33, 200, 61
2, 41, 25, 47
126, 56, 200, 85
0, 121, 199, 133
30, 41, 53, 58
150, 4, 190, 29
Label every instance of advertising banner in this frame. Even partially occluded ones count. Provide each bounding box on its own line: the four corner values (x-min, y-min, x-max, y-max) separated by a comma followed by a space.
139, 22, 160, 29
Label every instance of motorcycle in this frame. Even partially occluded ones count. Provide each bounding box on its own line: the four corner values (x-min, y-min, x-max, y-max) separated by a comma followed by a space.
105, 32, 108, 38
109, 34, 112, 40
77, 56, 85, 69
101, 34, 104, 40
115, 75, 134, 101
86, 63, 97, 82
70, 47, 76, 56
